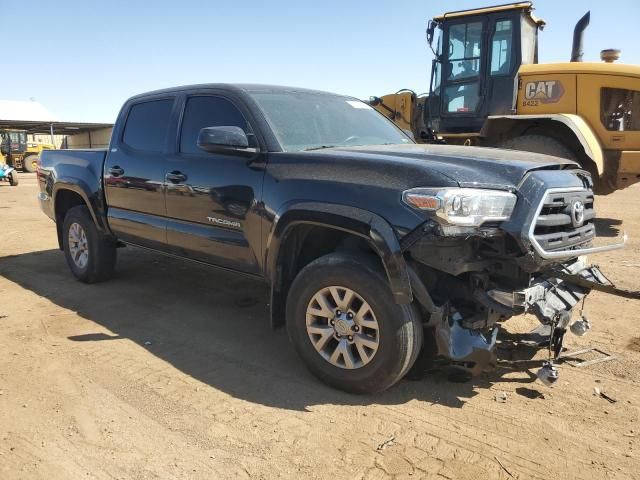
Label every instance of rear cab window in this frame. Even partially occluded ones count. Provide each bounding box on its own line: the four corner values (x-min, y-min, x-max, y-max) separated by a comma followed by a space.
122, 99, 174, 151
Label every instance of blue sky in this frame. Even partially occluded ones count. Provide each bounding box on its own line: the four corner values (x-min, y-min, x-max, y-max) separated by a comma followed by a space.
2, 0, 638, 122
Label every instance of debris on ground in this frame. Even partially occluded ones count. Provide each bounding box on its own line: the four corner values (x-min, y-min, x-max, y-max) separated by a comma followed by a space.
495, 391, 508, 403
593, 387, 617, 403
494, 456, 515, 478
376, 436, 396, 451
144, 341, 152, 346
600, 391, 617, 403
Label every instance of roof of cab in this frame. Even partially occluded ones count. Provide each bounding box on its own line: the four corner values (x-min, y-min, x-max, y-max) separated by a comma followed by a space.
433, 1, 545, 27
128, 83, 349, 102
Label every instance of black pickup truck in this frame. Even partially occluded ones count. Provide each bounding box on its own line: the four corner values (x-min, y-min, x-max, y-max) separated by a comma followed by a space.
38, 84, 626, 393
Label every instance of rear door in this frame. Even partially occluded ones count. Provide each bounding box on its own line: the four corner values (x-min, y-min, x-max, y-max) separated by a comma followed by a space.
104, 96, 175, 249
164, 92, 265, 274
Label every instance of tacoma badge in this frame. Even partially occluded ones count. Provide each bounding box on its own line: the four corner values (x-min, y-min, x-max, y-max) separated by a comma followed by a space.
207, 216, 241, 228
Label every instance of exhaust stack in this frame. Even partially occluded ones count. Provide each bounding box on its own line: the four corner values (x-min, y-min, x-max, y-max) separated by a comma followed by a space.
570, 11, 590, 62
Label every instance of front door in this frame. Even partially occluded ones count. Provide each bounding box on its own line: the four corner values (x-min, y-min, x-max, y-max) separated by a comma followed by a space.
104, 97, 175, 249
164, 94, 265, 275
438, 18, 486, 134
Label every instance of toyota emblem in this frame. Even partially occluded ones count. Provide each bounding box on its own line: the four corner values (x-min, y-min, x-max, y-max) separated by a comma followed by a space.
571, 200, 585, 227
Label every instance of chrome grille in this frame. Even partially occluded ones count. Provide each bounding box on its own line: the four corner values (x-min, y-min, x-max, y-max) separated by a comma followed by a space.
532, 189, 595, 253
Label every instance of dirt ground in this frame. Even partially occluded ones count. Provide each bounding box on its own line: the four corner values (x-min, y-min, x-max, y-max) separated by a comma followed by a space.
0, 172, 639, 480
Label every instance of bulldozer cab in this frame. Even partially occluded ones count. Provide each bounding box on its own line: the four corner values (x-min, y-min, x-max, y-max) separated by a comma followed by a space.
0, 130, 27, 154
427, 2, 545, 134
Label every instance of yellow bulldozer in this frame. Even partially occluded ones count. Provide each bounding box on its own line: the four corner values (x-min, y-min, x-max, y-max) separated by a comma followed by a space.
369, 2, 640, 194
0, 129, 54, 173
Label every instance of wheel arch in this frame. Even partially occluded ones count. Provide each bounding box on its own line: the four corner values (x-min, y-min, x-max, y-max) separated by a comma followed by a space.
481, 114, 605, 175
265, 202, 413, 328
53, 182, 103, 250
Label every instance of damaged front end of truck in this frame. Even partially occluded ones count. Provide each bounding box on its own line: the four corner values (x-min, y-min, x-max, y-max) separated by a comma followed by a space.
401, 169, 632, 383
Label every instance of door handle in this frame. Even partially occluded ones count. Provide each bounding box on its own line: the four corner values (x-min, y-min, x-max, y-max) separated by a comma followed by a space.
108, 166, 124, 177
166, 171, 187, 183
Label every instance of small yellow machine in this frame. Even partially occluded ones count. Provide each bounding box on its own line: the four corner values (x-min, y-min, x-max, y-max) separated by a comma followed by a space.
0, 129, 54, 173
370, 2, 640, 194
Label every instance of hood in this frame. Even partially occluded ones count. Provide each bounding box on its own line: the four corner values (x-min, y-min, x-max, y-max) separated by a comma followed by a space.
315, 143, 578, 190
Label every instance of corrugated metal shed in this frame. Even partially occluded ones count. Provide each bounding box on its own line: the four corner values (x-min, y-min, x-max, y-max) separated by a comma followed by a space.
0, 100, 112, 136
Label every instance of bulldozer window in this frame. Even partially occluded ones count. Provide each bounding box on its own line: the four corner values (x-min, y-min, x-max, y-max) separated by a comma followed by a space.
8, 132, 26, 152
490, 20, 513, 75
444, 83, 479, 113
447, 21, 482, 81
601, 88, 640, 131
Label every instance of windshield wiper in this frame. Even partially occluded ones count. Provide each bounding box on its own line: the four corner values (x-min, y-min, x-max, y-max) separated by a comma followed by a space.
304, 145, 339, 151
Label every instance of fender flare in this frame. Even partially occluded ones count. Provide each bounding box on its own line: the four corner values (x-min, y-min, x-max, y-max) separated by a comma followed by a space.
482, 114, 605, 175
265, 202, 413, 326
52, 178, 105, 233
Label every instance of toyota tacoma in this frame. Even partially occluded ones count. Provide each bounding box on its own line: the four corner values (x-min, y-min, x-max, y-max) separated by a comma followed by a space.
37, 84, 628, 393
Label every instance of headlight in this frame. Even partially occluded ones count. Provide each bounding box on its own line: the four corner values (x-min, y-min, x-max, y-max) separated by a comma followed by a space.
403, 187, 517, 226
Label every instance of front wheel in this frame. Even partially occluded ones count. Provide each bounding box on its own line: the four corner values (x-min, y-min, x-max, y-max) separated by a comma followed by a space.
498, 134, 614, 194
8, 171, 18, 186
22, 155, 38, 173
499, 134, 576, 160
62, 205, 117, 283
286, 252, 423, 393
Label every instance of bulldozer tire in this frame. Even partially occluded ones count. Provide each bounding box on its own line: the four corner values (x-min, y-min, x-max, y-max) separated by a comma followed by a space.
499, 134, 576, 161
498, 134, 613, 194
23, 155, 38, 173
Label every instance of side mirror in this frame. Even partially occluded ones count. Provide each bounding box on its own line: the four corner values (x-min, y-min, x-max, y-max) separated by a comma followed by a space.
197, 126, 249, 153
426, 20, 436, 47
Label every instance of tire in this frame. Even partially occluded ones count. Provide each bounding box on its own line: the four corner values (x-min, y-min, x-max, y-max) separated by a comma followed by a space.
8, 171, 18, 186
62, 205, 116, 283
22, 155, 38, 173
499, 134, 576, 161
499, 134, 613, 194
286, 252, 423, 394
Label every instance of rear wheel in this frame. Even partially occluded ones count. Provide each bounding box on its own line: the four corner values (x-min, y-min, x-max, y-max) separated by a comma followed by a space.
62, 205, 117, 283
286, 252, 423, 393
8, 171, 18, 186
22, 155, 38, 173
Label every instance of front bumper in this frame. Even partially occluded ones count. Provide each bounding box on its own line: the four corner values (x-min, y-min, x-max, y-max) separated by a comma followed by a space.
432, 262, 615, 375
407, 169, 632, 376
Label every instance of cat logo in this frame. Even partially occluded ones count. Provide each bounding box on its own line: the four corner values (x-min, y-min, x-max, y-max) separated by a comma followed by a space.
524, 80, 565, 104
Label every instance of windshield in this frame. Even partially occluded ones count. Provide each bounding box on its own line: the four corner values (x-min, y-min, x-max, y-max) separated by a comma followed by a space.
249, 91, 413, 152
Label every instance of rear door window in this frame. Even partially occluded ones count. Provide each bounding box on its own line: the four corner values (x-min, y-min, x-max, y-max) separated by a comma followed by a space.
122, 99, 174, 152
